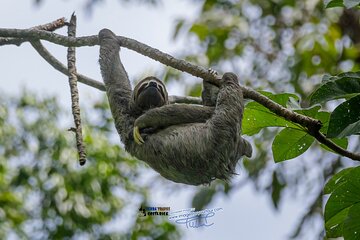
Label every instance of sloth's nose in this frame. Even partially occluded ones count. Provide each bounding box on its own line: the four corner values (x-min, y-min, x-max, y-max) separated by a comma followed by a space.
148, 81, 157, 87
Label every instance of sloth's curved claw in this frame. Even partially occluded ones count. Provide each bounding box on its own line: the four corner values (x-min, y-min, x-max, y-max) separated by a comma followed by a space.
208, 68, 218, 76
133, 126, 145, 145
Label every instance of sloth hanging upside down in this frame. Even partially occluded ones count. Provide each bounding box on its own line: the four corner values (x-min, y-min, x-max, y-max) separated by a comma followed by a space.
98, 29, 252, 185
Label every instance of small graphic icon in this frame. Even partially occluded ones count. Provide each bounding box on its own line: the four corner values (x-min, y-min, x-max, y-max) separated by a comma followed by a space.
138, 207, 146, 217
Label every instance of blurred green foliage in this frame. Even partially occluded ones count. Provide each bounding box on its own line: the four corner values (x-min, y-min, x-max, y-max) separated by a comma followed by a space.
8, 0, 360, 238
0, 91, 180, 239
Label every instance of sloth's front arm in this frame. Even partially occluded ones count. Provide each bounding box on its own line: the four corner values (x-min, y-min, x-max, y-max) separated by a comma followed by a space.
133, 104, 214, 144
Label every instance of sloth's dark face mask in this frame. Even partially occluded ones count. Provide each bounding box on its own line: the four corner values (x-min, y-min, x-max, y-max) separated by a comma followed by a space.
136, 80, 167, 110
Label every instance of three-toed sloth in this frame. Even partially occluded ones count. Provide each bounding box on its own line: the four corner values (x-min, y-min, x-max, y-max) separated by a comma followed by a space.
98, 29, 252, 185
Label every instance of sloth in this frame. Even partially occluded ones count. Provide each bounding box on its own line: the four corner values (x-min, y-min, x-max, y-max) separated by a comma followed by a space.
98, 29, 252, 185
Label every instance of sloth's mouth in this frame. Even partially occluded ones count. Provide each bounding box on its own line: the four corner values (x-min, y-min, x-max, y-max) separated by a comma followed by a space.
138, 86, 166, 110
138, 79, 166, 101
144, 85, 166, 100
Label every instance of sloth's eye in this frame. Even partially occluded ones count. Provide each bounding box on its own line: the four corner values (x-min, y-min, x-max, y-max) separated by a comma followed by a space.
138, 84, 146, 93
158, 84, 164, 93
158, 85, 166, 99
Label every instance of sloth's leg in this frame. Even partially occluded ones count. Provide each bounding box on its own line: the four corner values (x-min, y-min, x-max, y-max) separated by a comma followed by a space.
210, 72, 252, 157
202, 68, 220, 106
202, 81, 219, 106
133, 104, 214, 144
211, 72, 243, 128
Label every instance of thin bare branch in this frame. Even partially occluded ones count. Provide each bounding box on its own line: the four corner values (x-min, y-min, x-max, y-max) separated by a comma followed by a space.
0, 28, 98, 47
168, 95, 202, 104
30, 40, 105, 91
312, 132, 360, 160
0, 18, 66, 46
67, 14, 86, 166
30, 40, 202, 106
0, 28, 214, 81
30, 40, 200, 104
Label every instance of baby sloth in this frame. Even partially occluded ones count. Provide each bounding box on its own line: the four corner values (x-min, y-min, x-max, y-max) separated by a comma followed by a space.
99, 28, 252, 185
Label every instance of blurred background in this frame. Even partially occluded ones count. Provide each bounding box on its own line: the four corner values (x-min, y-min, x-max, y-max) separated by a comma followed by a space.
1, 0, 359, 239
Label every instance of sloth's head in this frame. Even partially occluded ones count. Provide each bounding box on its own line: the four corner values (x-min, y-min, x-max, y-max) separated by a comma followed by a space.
132, 77, 168, 111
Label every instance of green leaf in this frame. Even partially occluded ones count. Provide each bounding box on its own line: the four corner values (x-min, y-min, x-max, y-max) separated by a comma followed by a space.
192, 187, 216, 210
272, 128, 315, 162
270, 172, 285, 209
324, 168, 353, 194
325, 207, 348, 237
243, 104, 300, 135
172, 19, 184, 40
295, 105, 322, 116
243, 92, 300, 136
344, 203, 360, 240
259, 91, 300, 107
324, 0, 344, 8
327, 95, 360, 138
324, 166, 360, 238
324, 0, 360, 8
310, 72, 360, 105
189, 24, 209, 41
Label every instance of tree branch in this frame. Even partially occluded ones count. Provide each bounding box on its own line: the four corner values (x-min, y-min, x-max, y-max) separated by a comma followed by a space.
30, 40, 106, 91
0, 28, 98, 47
0, 28, 322, 126
30, 40, 199, 104
168, 95, 202, 104
312, 132, 360, 160
66, 14, 86, 166
0, 18, 66, 46
1, 24, 360, 161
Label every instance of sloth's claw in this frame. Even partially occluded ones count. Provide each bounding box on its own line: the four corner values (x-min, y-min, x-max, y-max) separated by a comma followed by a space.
208, 68, 218, 76
133, 126, 145, 145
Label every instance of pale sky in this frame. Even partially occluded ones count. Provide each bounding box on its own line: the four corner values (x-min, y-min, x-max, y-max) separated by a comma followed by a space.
0, 1, 318, 239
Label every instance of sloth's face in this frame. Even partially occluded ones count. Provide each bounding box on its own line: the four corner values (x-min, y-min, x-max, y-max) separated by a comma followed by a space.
134, 78, 167, 111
